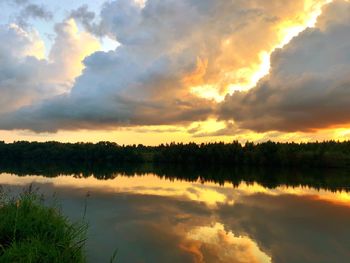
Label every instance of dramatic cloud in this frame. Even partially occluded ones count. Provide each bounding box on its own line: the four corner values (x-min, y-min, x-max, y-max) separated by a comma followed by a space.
220, 0, 350, 132
0, 0, 328, 132
0, 19, 99, 115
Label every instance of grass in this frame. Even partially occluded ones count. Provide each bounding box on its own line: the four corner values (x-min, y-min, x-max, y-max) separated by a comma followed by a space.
0, 186, 87, 263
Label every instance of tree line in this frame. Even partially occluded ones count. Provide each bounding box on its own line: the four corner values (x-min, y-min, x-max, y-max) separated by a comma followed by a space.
0, 140, 350, 168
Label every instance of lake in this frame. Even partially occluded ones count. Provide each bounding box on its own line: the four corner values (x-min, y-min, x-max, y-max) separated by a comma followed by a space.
1, 168, 350, 263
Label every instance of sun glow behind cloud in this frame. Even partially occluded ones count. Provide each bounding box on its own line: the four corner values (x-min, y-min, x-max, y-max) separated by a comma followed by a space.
52, 18, 101, 83
191, 0, 334, 102
184, 0, 343, 143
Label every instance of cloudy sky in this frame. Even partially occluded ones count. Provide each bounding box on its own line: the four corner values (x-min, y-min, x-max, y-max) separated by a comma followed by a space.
0, 0, 349, 144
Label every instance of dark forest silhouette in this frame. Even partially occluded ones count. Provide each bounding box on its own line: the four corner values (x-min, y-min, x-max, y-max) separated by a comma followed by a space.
1, 141, 350, 192
1, 140, 350, 167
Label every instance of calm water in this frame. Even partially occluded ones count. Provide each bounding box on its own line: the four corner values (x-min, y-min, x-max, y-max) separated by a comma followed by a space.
1, 169, 350, 263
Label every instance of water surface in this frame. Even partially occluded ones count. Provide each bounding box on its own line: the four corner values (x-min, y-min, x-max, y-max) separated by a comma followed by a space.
1, 170, 350, 263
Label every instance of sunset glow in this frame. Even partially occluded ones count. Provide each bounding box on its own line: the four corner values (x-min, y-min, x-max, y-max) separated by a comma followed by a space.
0, 0, 349, 144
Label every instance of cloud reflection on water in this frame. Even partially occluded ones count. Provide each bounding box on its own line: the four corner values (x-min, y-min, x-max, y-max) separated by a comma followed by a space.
0, 173, 350, 262
1, 173, 350, 207
182, 223, 272, 263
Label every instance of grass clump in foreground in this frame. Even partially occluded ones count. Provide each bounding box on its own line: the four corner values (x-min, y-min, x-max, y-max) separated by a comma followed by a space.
0, 187, 87, 263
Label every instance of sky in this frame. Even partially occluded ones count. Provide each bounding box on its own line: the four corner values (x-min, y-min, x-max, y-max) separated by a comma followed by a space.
0, 0, 350, 145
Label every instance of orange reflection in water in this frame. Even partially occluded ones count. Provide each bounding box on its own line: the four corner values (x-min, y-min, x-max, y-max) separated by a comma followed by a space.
1, 172, 350, 262
181, 223, 272, 263
1, 173, 350, 208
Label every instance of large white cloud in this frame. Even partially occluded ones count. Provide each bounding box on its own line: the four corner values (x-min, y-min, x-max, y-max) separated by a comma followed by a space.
220, 0, 350, 132
0, 19, 99, 115
0, 0, 325, 132
0, 24, 50, 113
